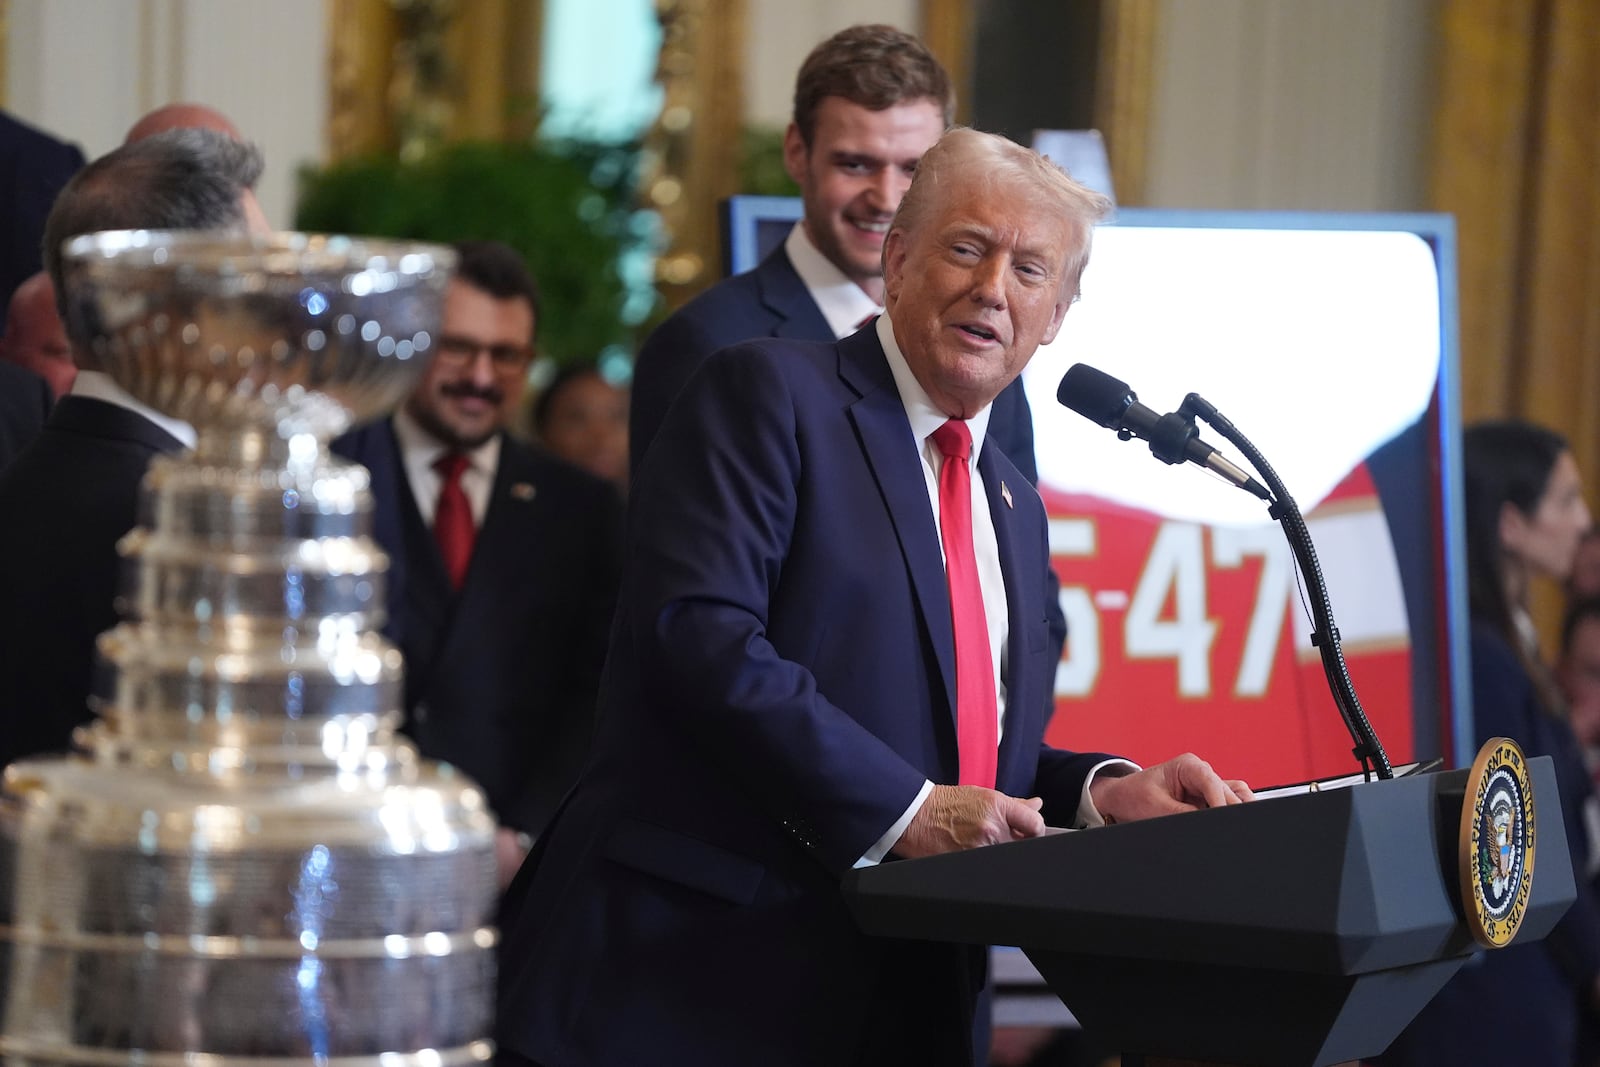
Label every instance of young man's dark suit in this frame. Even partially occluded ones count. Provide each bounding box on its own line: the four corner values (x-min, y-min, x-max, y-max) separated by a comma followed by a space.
0, 396, 184, 768
0, 362, 52, 470
0, 111, 85, 331
496, 326, 1112, 1067
630, 243, 1041, 484
334, 419, 622, 837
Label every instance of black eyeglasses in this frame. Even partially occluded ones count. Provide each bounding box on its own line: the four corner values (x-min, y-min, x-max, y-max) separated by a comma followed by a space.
435, 335, 532, 371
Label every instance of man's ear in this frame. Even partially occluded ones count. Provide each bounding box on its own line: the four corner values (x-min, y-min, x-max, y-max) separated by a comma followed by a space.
782, 123, 808, 186
1040, 296, 1071, 346
882, 229, 908, 308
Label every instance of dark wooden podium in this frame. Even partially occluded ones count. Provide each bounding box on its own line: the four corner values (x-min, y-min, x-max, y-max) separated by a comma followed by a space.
844, 758, 1575, 1067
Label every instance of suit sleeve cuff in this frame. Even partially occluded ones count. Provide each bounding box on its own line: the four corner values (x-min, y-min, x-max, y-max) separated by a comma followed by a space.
1076, 758, 1141, 828
853, 779, 934, 868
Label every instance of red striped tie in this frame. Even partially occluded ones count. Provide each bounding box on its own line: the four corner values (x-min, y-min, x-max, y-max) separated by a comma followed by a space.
432, 451, 475, 588
931, 419, 998, 788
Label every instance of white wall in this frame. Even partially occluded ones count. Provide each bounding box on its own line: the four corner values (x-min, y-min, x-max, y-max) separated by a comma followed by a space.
1144, 0, 1436, 211
5, 0, 328, 229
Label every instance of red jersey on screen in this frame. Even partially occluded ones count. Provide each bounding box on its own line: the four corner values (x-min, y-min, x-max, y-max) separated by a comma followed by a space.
1043, 461, 1414, 784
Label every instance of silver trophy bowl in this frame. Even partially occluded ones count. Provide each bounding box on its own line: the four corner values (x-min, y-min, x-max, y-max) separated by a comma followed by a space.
0, 232, 499, 1066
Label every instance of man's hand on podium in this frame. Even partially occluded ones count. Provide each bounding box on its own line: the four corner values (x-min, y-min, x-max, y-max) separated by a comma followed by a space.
1088, 753, 1253, 825
892, 786, 1047, 859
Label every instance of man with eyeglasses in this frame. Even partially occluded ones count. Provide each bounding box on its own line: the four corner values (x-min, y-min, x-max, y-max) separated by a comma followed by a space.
335, 240, 623, 887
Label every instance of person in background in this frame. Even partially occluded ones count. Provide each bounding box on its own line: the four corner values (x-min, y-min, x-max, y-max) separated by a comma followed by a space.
629, 24, 1044, 485
1569, 527, 1600, 604
0, 128, 268, 770
1381, 419, 1600, 1067
1, 272, 76, 400
333, 240, 623, 889
124, 102, 272, 234
1560, 596, 1600, 788
532, 363, 630, 497
0, 109, 85, 332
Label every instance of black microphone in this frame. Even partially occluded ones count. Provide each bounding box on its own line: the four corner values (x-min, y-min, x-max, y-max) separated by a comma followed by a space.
1056, 363, 1270, 501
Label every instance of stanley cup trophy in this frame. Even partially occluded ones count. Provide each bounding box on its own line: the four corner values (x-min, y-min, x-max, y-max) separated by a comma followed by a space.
0, 231, 499, 1065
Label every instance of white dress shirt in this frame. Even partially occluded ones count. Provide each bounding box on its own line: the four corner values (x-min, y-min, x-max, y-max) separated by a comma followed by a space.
70, 370, 197, 449
391, 405, 500, 527
783, 223, 882, 339
856, 314, 1134, 866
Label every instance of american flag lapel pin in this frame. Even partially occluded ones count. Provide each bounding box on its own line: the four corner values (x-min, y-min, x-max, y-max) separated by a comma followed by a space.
1000, 481, 1013, 509
511, 482, 536, 502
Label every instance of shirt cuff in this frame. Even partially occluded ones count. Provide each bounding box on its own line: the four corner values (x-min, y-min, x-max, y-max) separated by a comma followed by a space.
854, 779, 935, 868
1075, 758, 1142, 828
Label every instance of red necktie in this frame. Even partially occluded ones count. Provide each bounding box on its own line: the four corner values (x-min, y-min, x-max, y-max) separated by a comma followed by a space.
432, 451, 475, 588
931, 419, 998, 789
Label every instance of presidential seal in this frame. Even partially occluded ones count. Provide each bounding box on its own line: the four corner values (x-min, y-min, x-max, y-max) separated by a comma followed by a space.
1458, 737, 1536, 948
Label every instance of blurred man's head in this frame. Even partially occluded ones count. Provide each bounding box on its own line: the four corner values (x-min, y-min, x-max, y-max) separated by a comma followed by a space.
124, 103, 271, 234
1561, 598, 1600, 748
783, 24, 952, 302
124, 102, 243, 144
0, 273, 74, 398
41, 128, 268, 369
883, 128, 1112, 419
405, 241, 538, 451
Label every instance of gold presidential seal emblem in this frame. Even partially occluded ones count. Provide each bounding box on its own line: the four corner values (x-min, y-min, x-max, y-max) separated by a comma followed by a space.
1459, 737, 1535, 948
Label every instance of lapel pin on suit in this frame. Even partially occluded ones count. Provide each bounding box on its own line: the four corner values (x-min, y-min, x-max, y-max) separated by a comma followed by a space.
1000, 481, 1013, 509
511, 482, 537, 502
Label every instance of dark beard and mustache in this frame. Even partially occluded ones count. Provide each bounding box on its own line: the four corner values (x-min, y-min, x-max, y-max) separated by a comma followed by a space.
411, 382, 507, 450
441, 381, 504, 407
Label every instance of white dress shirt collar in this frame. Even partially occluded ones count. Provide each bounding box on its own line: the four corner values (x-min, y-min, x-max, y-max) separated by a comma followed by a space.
784, 223, 882, 340
69, 370, 197, 449
391, 404, 501, 526
873, 313, 993, 461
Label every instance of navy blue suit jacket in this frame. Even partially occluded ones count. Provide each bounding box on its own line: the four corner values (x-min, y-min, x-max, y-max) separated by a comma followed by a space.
0, 111, 85, 331
497, 328, 1110, 1067
0, 396, 183, 768
630, 244, 1040, 484
0, 362, 52, 471
631, 243, 1065, 670
333, 420, 622, 836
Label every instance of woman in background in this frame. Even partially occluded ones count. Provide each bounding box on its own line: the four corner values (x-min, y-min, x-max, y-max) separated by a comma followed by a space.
1382, 420, 1600, 1067
533, 363, 629, 497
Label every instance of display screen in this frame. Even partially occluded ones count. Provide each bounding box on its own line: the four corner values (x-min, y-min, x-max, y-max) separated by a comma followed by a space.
1025, 210, 1466, 782
720, 198, 1468, 784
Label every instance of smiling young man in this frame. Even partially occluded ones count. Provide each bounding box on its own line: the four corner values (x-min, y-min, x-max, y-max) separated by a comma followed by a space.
629, 23, 1046, 501
333, 241, 622, 887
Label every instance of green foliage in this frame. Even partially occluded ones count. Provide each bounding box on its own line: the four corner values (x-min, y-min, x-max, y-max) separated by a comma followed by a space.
295, 139, 653, 366
739, 125, 799, 197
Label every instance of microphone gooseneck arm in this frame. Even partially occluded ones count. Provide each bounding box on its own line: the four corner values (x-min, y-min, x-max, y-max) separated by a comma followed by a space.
1177, 393, 1394, 780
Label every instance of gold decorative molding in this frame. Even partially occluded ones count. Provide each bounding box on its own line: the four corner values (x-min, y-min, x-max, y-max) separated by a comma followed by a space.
645, 0, 747, 309
919, 0, 972, 125
326, 0, 402, 161
325, 0, 544, 163
1095, 0, 1158, 206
